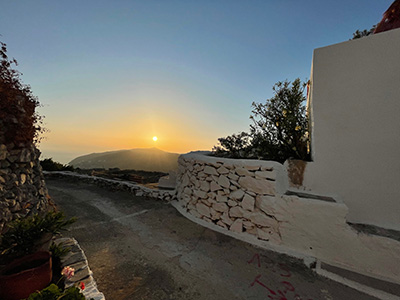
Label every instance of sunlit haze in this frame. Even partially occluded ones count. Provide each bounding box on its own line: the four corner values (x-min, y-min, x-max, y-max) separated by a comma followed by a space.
0, 1, 391, 163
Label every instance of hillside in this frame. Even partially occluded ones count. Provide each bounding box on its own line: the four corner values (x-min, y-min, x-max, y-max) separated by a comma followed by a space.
69, 148, 179, 172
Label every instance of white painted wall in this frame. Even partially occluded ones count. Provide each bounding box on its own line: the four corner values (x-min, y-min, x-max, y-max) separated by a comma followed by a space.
303, 28, 400, 230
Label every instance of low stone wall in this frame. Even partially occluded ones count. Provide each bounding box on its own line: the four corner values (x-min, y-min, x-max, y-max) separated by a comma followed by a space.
176, 151, 288, 243
55, 237, 105, 300
176, 152, 400, 286
44, 171, 176, 202
0, 143, 49, 233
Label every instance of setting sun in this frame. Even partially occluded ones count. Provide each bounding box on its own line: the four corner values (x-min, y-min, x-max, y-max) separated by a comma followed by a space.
152, 136, 158, 142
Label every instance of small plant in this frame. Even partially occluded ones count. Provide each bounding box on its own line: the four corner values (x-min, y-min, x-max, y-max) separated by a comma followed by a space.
25, 266, 93, 300
24, 284, 86, 300
0, 211, 76, 263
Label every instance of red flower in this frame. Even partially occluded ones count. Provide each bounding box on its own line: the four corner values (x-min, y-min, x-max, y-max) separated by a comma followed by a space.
79, 282, 85, 290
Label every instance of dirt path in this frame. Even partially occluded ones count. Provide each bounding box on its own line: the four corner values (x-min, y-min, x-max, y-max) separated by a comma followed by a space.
46, 178, 377, 300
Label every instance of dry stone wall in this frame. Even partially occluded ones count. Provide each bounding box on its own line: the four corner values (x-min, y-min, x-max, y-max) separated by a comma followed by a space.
44, 171, 176, 202
176, 152, 288, 244
176, 152, 400, 286
0, 143, 49, 233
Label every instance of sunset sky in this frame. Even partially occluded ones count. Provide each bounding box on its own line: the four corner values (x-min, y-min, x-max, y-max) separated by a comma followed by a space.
0, 0, 392, 163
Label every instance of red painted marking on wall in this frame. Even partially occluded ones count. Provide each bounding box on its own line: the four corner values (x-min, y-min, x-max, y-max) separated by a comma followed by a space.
247, 253, 261, 267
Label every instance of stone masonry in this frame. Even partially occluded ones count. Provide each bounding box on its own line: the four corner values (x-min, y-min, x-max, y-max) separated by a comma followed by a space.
176, 152, 285, 244
0, 143, 49, 233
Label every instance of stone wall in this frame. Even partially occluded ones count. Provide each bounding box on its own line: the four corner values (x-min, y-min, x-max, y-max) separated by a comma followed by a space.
176, 151, 288, 243
176, 152, 400, 285
0, 143, 49, 233
44, 171, 176, 202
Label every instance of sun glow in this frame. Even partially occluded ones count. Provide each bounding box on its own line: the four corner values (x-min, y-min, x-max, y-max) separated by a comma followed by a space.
152, 136, 158, 142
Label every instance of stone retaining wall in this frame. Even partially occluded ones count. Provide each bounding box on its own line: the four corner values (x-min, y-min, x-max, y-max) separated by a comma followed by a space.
176, 152, 400, 286
0, 143, 49, 233
44, 171, 176, 202
176, 151, 288, 243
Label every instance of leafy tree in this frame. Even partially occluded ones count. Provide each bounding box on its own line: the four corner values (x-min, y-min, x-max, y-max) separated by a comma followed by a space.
0, 41, 44, 146
213, 78, 310, 163
213, 132, 251, 159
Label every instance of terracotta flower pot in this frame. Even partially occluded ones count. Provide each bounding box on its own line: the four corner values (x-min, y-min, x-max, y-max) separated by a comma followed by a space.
0, 251, 52, 300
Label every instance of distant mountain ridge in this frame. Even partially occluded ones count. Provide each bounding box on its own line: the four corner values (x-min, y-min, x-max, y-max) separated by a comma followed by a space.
69, 148, 179, 172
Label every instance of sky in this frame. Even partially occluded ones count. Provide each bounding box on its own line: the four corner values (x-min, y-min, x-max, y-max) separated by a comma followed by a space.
0, 0, 392, 164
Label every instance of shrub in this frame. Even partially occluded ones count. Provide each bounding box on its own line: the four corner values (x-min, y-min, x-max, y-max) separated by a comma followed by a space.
40, 158, 74, 172
213, 78, 310, 163
0, 211, 76, 262
0, 41, 44, 146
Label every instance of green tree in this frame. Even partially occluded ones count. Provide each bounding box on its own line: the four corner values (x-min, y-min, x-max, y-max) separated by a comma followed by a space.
213, 78, 310, 163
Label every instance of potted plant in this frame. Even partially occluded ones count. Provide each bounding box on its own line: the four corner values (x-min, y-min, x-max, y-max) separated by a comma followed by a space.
0, 211, 75, 300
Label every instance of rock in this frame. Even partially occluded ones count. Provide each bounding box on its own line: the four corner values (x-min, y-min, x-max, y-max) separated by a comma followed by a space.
196, 203, 211, 218
230, 219, 243, 233
0, 144, 7, 160
216, 220, 228, 229
198, 171, 206, 179
206, 192, 217, 200
202, 216, 213, 223
227, 200, 238, 207
245, 165, 260, 171
20, 174, 26, 185
204, 166, 218, 175
193, 190, 207, 199
256, 195, 276, 215
246, 227, 258, 235
228, 172, 239, 181
217, 166, 229, 174
242, 194, 255, 211
238, 176, 275, 195
210, 182, 222, 192
212, 202, 229, 212
216, 194, 228, 203
229, 206, 245, 218
236, 167, 252, 177
218, 175, 230, 188
221, 212, 234, 226
189, 209, 202, 218
200, 181, 210, 192
255, 170, 276, 180
0, 176, 5, 184
200, 199, 211, 207
230, 189, 244, 200
210, 208, 221, 220
243, 221, 254, 229
229, 185, 237, 191
183, 187, 192, 195
249, 212, 277, 227
181, 173, 190, 187
257, 227, 271, 241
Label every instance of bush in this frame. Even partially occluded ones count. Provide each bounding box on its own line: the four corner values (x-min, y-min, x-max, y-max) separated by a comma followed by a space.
0, 211, 76, 262
0, 41, 44, 146
213, 78, 310, 163
40, 158, 74, 172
